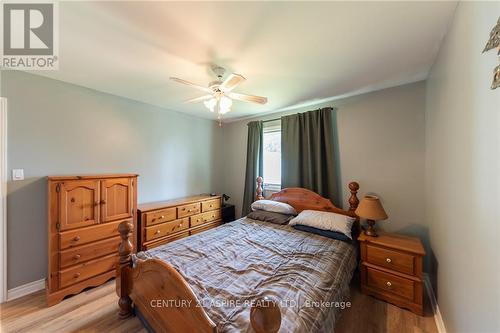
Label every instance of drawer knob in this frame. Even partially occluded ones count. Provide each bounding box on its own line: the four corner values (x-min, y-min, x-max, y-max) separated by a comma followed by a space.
74, 273, 81, 279
155, 230, 161, 235
178, 224, 182, 228
188, 209, 192, 212
73, 236, 80, 242
160, 215, 165, 219
386, 258, 392, 263
386, 281, 392, 287
73, 254, 81, 260
210, 205, 213, 208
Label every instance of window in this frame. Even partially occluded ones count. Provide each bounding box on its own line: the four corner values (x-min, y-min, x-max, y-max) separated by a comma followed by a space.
263, 121, 281, 188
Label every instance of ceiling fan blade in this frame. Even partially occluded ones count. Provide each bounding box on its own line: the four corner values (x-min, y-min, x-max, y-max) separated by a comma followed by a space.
220, 73, 246, 92
170, 77, 212, 93
184, 95, 213, 103
228, 92, 268, 105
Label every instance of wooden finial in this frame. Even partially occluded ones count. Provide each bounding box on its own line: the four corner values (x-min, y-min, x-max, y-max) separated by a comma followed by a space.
118, 221, 133, 264
117, 221, 134, 318
256, 176, 264, 200
348, 181, 360, 212
250, 297, 281, 333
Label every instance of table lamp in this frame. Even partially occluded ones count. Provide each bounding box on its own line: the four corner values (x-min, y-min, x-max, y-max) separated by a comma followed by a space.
355, 195, 388, 237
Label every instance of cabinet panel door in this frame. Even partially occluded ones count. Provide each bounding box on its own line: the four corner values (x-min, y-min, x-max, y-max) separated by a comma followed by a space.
100, 178, 132, 222
59, 180, 100, 231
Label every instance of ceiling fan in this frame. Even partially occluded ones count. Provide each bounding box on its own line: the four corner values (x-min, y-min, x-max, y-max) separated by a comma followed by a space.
170, 65, 268, 122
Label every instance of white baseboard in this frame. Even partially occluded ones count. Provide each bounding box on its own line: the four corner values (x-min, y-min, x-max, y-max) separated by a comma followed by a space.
423, 273, 447, 333
6, 279, 45, 301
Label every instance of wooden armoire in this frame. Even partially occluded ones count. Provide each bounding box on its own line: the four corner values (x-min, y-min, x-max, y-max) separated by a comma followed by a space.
47, 174, 138, 306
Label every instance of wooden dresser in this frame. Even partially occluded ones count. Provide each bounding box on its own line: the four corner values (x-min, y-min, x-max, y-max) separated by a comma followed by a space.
138, 195, 222, 250
358, 233, 426, 315
47, 174, 138, 306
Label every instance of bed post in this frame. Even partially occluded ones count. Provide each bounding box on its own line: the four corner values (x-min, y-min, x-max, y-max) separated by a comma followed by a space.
256, 176, 264, 200
348, 182, 360, 212
117, 221, 134, 319
348, 182, 360, 235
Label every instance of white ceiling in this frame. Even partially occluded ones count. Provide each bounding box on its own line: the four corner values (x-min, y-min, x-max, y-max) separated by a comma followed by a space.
29, 1, 456, 121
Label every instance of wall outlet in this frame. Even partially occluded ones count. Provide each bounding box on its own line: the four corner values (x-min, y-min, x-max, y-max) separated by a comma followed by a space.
12, 169, 24, 181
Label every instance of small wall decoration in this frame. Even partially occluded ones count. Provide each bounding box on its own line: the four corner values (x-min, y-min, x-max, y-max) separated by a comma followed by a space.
483, 17, 500, 89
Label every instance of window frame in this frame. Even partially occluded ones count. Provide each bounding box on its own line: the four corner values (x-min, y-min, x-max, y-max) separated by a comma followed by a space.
262, 121, 282, 190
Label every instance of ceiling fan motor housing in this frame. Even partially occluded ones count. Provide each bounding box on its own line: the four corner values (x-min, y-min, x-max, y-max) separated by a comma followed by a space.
211, 65, 226, 79
208, 80, 223, 91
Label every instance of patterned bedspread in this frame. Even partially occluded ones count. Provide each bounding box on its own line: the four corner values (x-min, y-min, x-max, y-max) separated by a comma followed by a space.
141, 217, 357, 333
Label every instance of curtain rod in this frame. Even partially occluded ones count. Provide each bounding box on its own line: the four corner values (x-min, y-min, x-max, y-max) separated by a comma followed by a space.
262, 118, 280, 123
260, 107, 334, 123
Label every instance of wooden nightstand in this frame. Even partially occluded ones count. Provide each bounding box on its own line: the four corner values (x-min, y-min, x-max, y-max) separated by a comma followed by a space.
358, 232, 426, 315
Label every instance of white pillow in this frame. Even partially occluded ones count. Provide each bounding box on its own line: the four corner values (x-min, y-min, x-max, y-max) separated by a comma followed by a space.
251, 200, 297, 216
289, 210, 355, 239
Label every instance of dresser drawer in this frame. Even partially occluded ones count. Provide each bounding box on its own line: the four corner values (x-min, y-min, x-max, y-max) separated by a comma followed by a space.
190, 221, 221, 235
145, 207, 176, 226
190, 210, 221, 228
366, 267, 415, 301
145, 218, 189, 241
59, 253, 117, 289
59, 220, 124, 250
177, 203, 201, 218
59, 236, 120, 269
143, 231, 190, 250
366, 244, 415, 275
201, 199, 221, 212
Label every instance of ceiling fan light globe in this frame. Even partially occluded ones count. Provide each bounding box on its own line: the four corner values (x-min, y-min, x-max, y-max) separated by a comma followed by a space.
204, 98, 217, 112
220, 96, 232, 109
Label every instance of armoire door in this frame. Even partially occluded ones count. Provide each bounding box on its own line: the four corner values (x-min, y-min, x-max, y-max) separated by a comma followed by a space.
58, 180, 100, 231
100, 178, 133, 222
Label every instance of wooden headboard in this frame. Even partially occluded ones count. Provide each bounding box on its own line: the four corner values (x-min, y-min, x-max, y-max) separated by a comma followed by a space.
255, 177, 361, 233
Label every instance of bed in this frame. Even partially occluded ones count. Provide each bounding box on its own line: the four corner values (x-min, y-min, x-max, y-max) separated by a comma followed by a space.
116, 178, 360, 333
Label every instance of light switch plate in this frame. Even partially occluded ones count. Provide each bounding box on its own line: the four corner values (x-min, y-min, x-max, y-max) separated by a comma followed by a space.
12, 169, 24, 181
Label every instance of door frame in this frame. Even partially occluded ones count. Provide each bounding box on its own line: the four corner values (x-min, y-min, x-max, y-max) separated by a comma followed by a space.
0, 97, 7, 302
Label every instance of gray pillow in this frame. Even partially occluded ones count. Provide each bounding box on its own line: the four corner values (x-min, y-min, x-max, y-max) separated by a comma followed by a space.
247, 210, 294, 225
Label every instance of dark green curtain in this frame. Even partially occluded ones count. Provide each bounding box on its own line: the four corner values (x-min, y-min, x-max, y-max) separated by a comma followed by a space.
281, 107, 340, 206
242, 121, 263, 216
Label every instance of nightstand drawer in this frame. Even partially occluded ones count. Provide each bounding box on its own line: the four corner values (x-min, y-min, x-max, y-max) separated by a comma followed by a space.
367, 267, 415, 301
366, 244, 415, 275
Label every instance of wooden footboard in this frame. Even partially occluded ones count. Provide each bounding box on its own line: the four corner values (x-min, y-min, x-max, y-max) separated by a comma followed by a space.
117, 221, 217, 332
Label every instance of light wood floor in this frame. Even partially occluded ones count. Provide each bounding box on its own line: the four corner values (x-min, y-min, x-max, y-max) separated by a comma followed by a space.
0, 280, 437, 333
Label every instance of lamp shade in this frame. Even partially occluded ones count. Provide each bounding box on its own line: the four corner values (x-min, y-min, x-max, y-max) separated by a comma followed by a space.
355, 195, 388, 220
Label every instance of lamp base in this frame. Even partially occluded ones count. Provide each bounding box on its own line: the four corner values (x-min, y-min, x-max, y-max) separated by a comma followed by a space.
364, 219, 378, 237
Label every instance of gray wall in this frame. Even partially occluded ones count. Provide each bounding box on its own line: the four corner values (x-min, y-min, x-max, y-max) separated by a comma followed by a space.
221, 82, 427, 246
2, 71, 223, 289
425, 2, 500, 332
